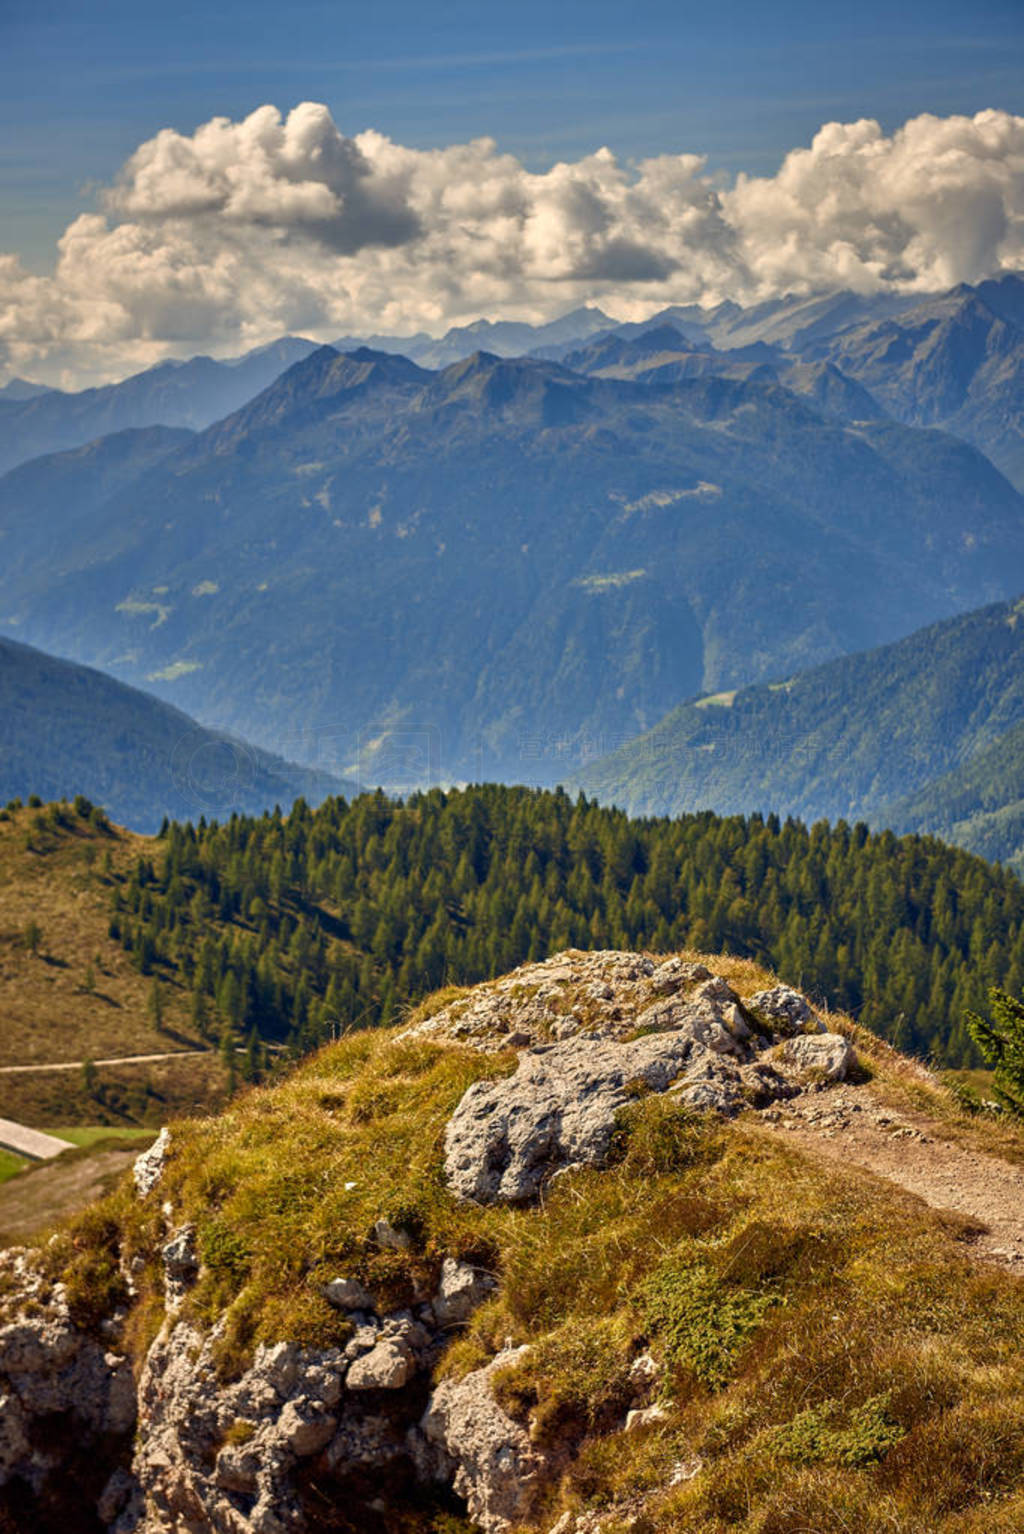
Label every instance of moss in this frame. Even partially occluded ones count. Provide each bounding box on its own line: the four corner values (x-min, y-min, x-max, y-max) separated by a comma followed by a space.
222, 1418, 257, 1447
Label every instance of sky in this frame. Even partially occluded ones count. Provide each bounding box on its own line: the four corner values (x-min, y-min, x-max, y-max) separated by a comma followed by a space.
3, 0, 1024, 386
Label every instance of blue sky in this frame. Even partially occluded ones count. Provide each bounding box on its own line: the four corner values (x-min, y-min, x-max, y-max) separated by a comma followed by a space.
4, 0, 1024, 271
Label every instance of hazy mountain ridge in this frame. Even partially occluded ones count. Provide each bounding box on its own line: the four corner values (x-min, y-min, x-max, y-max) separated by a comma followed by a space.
0, 336, 321, 477
2, 341, 1022, 783
579, 595, 1024, 869
0, 635, 348, 831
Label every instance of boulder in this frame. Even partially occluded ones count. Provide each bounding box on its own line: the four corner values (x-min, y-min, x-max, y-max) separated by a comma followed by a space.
444, 1010, 754, 1205
781, 1032, 853, 1081
748, 986, 822, 1035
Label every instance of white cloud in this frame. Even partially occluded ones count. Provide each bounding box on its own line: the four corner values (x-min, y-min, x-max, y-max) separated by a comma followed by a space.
3, 104, 1024, 387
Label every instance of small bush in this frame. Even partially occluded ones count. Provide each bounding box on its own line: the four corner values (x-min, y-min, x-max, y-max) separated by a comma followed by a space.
639, 1261, 773, 1392
760, 1392, 904, 1468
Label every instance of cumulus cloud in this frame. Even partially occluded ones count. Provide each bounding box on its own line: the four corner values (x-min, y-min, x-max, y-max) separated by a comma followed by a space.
3, 104, 1024, 386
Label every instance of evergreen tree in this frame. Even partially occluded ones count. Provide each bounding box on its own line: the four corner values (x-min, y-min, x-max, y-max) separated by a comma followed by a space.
967, 988, 1024, 1114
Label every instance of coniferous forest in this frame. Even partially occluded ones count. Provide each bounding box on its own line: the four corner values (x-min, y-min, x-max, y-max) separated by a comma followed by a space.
109, 784, 1024, 1071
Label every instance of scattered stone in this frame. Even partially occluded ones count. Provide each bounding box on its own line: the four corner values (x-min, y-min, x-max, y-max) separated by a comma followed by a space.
433, 1258, 496, 1325
780, 1033, 852, 1081
624, 1402, 670, 1432
374, 1218, 413, 1252
748, 987, 822, 1035
161, 1224, 198, 1306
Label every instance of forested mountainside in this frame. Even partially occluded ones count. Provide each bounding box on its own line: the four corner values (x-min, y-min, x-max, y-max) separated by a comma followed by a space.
2, 345, 1022, 784
103, 784, 1024, 1069
889, 719, 1024, 873
580, 595, 1024, 871
0, 636, 346, 832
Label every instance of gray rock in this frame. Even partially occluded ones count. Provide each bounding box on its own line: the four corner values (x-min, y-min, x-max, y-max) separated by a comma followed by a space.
346, 1338, 416, 1391
422, 1347, 550, 1534
344, 1325, 381, 1361
133, 1126, 171, 1198
323, 1276, 374, 1311
374, 1218, 413, 1252
96, 1467, 139, 1525
780, 1032, 853, 1081
434, 1259, 496, 1325
749, 986, 822, 1035
278, 1398, 338, 1456
444, 1007, 753, 1204
0, 1392, 29, 1478
161, 1224, 198, 1306
650, 958, 712, 994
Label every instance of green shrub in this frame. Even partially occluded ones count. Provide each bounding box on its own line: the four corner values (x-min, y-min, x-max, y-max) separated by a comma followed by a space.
639, 1261, 773, 1392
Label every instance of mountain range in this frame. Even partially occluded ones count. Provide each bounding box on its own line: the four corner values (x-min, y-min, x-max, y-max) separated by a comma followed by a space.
580, 595, 1024, 873
0, 337, 321, 476
0, 634, 345, 831
2, 327, 1023, 786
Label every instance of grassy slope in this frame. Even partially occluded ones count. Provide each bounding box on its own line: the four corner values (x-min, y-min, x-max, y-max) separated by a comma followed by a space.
47, 953, 1024, 1534
579, 595, 1024, 867
0, 804, 229, 1126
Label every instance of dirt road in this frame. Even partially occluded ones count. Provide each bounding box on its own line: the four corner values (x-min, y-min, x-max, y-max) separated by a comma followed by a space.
0, 1118, 68, 1159
0, 1050, 210, 1075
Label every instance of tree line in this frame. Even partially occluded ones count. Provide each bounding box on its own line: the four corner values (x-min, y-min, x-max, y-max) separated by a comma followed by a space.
107, 785, 1024, 1070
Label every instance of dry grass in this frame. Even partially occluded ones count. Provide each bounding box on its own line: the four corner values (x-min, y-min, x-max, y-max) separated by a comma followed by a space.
0, 1053, 230, 1129
0, 805, 202, 1069
48, 972, 1024, 1531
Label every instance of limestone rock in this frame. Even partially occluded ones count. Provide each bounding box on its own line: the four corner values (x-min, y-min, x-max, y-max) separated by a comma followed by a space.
748, 986, 822, 1035
433, 1259, 496, 1326
161, 1224, 198, 1307
422, 1347, 550, 1533
323, 1276, 374, 1311
133, 1127, 171, 1198
780, 1032, 853, 1081
346, 1338, 416, 1391
444, 1004, 754, 1204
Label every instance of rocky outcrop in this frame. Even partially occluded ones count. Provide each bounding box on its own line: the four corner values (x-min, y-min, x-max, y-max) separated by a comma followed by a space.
0, 951, 856, 1534
422, 1347, 551, 1533
133, 1128, 171, 1198
0, 1248, 136, 1528
432, 953, 840, 1205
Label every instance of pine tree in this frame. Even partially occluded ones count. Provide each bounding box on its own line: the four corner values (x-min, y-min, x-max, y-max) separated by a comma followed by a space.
967, 988, 1024, 1115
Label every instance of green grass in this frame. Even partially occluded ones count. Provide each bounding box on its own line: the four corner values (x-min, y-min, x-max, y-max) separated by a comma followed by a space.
0, 1148, 28, 1185
52, 1126, 157, 1148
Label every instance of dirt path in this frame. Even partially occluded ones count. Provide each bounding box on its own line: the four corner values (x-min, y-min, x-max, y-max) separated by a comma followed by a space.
0, 1147, 143, 1246
760, 1086, 1024, 1268
0, 1049, 211, 1074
